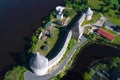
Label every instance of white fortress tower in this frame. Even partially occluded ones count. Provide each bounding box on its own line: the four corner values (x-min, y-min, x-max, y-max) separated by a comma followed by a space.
86, 7, 93, 20
30, 52, 48, 76
56, 6, 65, 20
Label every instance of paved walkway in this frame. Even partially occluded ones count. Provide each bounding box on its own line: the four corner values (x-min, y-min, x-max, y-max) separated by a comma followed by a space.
24, 36, 87, 80
81, 13, 108, 34
105, 21, 120, 35
93, 13, 107, 27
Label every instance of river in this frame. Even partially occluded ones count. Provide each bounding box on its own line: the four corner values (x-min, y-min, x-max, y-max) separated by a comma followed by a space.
0, 0, 64, 79
62, 43, 120, 80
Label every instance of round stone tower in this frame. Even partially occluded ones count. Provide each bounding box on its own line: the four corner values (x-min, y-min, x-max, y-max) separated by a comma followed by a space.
56, 6, 65, 20
86, 7, 93, 20
30, 52, 48, 76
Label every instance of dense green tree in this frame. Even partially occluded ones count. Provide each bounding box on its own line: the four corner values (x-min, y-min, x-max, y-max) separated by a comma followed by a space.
100, 6, 104, 12
83, 72, 92, 80
113, 4, 119, 10
31, 35, 38, 44
49, 11, 56, 21
41, 45, 48, 50
37, 27, 42, 32
118, 7, 120, 12
29, 43, 36, 53
4, 66, 26, 80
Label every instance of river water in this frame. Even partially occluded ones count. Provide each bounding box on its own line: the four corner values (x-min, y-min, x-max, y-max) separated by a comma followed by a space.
62, 43, 120, 80
0, 0, 63, 79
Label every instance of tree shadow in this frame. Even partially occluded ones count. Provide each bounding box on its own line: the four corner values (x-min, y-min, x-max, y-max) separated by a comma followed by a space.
8, 50, 32, 70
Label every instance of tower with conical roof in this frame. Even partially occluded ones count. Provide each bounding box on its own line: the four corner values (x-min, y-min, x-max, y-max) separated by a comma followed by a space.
30, 52, 48, 76
86, 7, 93, 20
56, 6, 65, 20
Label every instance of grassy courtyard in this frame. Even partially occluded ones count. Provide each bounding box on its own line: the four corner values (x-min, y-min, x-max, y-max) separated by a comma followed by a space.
81, 12, 101, 26
112, 35, 120, 45
101, 27, 117, 35
35, 28, 59, 56
84, 26, 92, 34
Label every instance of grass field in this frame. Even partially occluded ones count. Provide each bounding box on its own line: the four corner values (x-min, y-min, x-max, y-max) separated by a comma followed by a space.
35, 28, 59, 56
102, 27, 117, 35
84, 26, 92, 34
112, 35, 120, 45
82, 12, 101, 26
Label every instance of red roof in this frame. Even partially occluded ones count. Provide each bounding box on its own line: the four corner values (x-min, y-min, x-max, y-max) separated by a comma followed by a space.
97, 29, 115, 41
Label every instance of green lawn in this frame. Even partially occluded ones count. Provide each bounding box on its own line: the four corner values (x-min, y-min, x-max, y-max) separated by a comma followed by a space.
112, 35, 120, 45
82, 12, 101, 26
101, 27, 117, 35
84, 26, 92, 34
35, 28, 59, 56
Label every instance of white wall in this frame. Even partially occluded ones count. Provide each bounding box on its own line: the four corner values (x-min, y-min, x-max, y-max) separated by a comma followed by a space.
31, 66, 48, 76
78, 13, 86, 26
48, 31, 72, 70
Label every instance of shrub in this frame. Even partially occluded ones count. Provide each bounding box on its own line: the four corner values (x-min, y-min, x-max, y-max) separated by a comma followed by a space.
4, 66, 27, 80
44, 41, 50, 45
41, 45, 48, 50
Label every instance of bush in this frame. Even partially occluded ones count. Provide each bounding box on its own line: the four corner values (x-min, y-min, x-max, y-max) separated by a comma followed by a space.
41, 45, 48, 50
44, 41, 50, 44
4, 66, 27, 80
83, 72, 92, 80
31, 35, 38, 44
29, 43, 36, 53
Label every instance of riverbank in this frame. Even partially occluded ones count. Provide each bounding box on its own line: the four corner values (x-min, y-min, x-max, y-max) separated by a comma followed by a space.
3, 0, 64, 80
58, 40, 120, 80
3, 0, 120, 80
83, 56, 120, 80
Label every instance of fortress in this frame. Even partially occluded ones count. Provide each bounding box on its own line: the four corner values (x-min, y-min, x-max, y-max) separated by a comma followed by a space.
30, 31, 72, 76
30, 7, 93, 76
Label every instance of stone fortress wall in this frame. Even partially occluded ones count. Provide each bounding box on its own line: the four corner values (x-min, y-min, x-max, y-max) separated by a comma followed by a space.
78, 13, 86, 26
48, 11, 90, 71
48, 31, 72, 71
30, 7, 93, 76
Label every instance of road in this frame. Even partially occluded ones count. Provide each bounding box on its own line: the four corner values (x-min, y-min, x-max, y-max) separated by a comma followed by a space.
24, 36, 87, 80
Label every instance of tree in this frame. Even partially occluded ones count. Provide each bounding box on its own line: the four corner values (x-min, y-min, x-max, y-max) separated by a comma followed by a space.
44, 41, 50, 45
31, 36, 38, 44
100, 6, 105, 12
105, 1, 112, 6
41, 45, 48, 50
83, 72, 92, 80
49, 14, 54, 21
37, 27, 42, 32
29, 43, 36, 53
118, 7, 120, 12
49, 11, 55, 21
4, 66, 27, 80
112, 4, 119, 10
